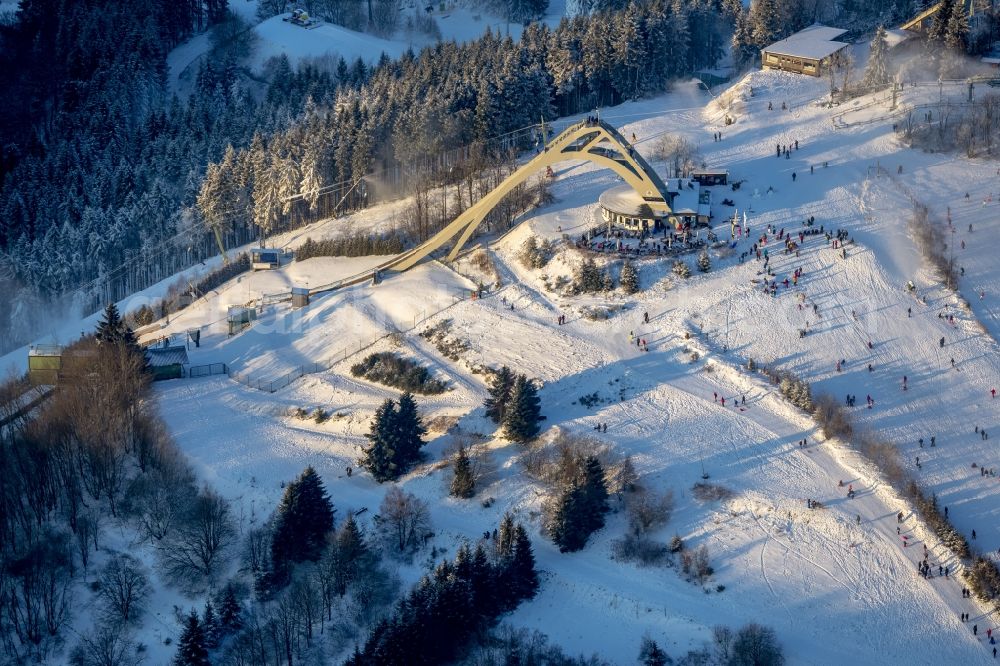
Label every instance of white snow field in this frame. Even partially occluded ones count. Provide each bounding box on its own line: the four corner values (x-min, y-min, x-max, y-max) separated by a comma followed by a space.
104, 72, 1000, 664
6, 69, 1000, 663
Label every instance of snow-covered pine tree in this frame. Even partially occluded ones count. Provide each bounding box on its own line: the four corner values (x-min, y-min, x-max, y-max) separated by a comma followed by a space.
929, 0, 954, 44
673, 259, 691, 279
620, 260, 639, 294
201, 600, 219, 650
749, 0, 781, 49
361, 399, 400, 482
697, 249, 711, 272
863, 26, 891, 89
450, 445, 475, 498
395, 392, 427, 467
217, 583, 242, 634
96, 302, 127, 345
329, 514, 372, 596
173, 610, 210, 666
270, 466, 336, 581
639, 638, 670, 666
945, 3, 969, 51
484, 366, 516, 424
503, 374, 543, 443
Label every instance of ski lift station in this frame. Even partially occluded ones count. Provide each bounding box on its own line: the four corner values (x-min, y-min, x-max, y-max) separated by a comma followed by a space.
761, 24, 849, 77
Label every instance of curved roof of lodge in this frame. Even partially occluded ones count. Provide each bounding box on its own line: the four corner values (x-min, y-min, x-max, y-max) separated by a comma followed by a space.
598, 184, 664, 217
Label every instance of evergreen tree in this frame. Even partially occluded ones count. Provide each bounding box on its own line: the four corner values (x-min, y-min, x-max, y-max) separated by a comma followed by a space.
748, 0, 781, 49
549, 457, 609, 552
96, 302, 140, 350
395, 391, 427, 466
929, 0, 954, 44
549, 483, 590, 552
270, 466, 336, 581
201, 600, 219, 650
508, 524, 539, 602
697, 249, 711, 273
450, 445, 475, 498
173, 610, 210, 666
673, 259, 691, 279
329, 514, 372, 596
502, 374, 543, 443
580, 455, 609, 533
945, 2, 968, 51
863, 26, 891, 88
361, 399, 399, 482
620, 260, 639, 294
639, 638, 670, 666
217, 583, 242, 634
484, 366, 516, 424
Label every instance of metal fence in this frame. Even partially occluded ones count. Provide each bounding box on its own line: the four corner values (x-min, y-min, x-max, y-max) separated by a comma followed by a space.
188, 363, 229, 378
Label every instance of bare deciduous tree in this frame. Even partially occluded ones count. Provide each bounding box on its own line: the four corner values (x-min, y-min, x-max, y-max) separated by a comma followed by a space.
159, 487, 236, 588
97, 554, 150, 625
626, 487, 674, 536
69, 623, 142, 666
376, 486, 431, 555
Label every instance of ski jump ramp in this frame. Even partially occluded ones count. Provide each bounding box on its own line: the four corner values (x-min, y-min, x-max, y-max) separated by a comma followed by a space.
382, 119, 672, 272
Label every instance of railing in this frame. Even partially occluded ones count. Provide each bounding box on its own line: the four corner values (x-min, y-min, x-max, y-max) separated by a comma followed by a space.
225, 285, 475, 393
188, 362, 229, 378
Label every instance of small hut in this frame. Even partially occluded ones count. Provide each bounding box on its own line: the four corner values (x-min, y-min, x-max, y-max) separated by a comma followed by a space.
147, 348, 188, 381
145, 343, 189, 381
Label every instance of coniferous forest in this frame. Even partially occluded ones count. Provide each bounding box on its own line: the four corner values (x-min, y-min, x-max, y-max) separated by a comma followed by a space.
0, 0, 739, 354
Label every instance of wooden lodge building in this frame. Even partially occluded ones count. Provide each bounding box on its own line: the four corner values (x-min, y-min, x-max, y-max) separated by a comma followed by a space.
762, 25, 849, 77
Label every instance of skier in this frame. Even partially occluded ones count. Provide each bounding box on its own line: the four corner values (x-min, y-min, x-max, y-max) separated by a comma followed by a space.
792, 172, 797, 182
643, 311, 649, 324
908, 307, 911, 317
794, 139, 799, 150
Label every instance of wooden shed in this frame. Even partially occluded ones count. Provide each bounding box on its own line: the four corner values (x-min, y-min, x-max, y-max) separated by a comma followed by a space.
762, 25, 849, 77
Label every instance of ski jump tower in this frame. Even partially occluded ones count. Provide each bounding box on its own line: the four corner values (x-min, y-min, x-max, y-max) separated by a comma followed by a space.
385, 119, 672, 272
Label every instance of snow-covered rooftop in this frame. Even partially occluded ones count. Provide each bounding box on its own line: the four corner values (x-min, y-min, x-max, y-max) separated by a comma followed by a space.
763, 24, 849, 61
598, 184, 664, 217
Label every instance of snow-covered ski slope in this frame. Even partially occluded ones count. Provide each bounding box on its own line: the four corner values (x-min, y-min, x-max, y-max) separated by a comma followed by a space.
140, 72, 1000, 663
